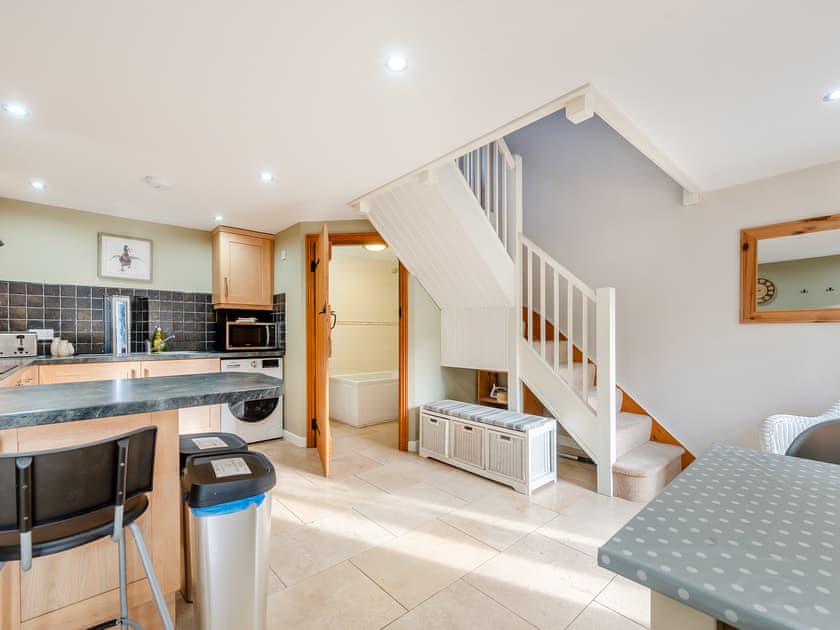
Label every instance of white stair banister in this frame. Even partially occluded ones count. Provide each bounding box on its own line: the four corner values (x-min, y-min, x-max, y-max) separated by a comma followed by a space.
596, 287, 617, 496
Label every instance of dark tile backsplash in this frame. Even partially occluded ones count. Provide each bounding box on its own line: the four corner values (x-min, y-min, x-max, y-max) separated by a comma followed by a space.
0, 280, 286, 355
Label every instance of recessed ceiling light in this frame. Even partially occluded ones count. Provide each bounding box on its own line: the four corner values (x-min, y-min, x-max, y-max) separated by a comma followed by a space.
385, 54, 409, 73
260, 171, 274, 182
364, 243, 387, 252
823, 89, 840, 103
215, 215, 224, 222
2, 102, 29, 117
30, 180, 46, 190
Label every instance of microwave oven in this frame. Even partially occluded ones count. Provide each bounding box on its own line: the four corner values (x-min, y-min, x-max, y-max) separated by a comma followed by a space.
223, 321, 276, 351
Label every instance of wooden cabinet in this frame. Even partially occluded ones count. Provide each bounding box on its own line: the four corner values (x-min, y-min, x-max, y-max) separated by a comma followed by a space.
0, 365, 39, 388
141, 359, 221, 435
38, 359, 221, 435
212, 226, 274, 310
39, 362, 141, 384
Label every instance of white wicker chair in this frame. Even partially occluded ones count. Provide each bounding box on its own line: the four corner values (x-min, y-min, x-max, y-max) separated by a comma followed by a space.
760, 400, 840, 454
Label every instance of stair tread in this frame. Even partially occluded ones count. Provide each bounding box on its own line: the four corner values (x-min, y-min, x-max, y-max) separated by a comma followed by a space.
616, 411, 650, 426
613, 441, 684, 477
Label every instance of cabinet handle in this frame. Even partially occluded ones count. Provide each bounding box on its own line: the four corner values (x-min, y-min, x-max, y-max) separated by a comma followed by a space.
144, 368, 150, 377
428, 418, 438, 424
130, 369, 137, 378
224, 277, 229, 298
463, 426, 473, 432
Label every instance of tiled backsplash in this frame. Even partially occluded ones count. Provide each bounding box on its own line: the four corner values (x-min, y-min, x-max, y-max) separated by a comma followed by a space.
0, 280, 286, 355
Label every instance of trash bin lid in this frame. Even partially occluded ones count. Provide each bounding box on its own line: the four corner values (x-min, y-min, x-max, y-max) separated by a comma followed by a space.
183, 451, 276, 508
179, 432, 249, 471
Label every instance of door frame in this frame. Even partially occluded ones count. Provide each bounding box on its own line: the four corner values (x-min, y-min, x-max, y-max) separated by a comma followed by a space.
305, 231, 409, 451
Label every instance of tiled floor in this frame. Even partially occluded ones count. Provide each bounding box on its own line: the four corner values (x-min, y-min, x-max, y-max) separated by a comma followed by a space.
176, 421, 649, 629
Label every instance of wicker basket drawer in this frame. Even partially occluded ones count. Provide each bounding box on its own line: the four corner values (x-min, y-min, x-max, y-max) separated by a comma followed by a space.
451, 421, 485, 469
420, 413, 449, 458
487, 430, 526, 481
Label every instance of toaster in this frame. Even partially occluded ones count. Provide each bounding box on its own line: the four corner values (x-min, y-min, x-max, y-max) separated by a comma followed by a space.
0, 332, 38, 357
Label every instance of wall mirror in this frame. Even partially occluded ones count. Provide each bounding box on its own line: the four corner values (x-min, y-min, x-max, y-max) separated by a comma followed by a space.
741, 214, 840, 323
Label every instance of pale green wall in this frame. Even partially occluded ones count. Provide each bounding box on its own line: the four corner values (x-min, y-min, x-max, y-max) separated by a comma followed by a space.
273, 218, 377, 440
758, 254, 840, 310
0, 197, 212, 291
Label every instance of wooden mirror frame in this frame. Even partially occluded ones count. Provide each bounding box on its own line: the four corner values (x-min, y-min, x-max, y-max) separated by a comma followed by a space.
740, 213, 840, 323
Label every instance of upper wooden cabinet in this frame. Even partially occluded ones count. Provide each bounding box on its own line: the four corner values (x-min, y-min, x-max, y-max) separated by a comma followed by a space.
212, 226, 274, 310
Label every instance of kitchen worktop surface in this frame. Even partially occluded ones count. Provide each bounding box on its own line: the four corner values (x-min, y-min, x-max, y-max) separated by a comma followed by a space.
0, 371, 283, 428
0, 349, 283, 376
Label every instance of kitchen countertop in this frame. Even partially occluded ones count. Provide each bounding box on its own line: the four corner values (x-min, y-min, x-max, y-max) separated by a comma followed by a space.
0, 372, 282, 428
0, 350, 284, 377
598, 443, 840, 630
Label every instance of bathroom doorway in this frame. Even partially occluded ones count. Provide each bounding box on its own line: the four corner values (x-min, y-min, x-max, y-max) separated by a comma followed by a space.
305, 231, 408, 465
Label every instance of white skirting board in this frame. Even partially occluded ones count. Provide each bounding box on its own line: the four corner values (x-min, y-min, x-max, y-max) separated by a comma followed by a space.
408, 440, 418, 453
283, 429, 307, 447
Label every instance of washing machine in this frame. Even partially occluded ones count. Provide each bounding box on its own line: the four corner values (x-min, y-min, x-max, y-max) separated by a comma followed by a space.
220, 356, 284, 443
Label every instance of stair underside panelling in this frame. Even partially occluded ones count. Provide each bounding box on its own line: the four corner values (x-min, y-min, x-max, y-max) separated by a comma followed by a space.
363, 162, 514, 311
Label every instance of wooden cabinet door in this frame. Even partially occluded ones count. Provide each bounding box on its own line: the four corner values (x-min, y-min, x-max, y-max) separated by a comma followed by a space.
0, 365, 39, 388
141, 359, 221, 435
212, 227, 273, 309
39, 362, 141, 384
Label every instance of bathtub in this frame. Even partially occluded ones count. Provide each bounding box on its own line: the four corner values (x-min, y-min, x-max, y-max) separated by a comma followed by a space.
329, 371, 398, 427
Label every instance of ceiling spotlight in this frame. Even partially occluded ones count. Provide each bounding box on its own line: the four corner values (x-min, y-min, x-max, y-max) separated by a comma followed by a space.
260, 171, 274, 182
385, 54, 409, 73
215, 215, 224, 222
364, 243, 387, 252
30, 180, 47, 190
823, 89, 840, 103
1, 102, 29, 117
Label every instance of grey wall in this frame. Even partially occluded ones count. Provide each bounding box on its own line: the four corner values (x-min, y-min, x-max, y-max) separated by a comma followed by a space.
505, 112, 840, 454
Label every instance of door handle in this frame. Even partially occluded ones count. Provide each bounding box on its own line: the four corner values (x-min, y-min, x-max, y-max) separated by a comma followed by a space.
224, 277, 229, 298
330, 310, 337, 330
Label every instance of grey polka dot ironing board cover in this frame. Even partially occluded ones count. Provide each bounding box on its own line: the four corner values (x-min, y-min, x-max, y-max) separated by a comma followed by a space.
598, 443, 839, 630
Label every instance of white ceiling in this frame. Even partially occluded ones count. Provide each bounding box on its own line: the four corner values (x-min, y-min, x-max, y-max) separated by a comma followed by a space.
1, 1, 839, 234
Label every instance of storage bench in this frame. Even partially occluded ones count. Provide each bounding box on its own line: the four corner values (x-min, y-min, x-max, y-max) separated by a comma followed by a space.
419, 400, 557, 494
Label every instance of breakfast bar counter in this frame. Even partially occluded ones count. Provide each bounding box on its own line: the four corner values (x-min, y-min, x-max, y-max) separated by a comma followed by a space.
0, 372, 282, 629
598, 443, 840, 630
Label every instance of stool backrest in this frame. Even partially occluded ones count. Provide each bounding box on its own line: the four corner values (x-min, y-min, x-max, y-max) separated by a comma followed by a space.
0, 426, 157, 534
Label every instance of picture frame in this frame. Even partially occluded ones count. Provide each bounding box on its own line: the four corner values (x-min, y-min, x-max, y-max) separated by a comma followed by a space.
98, 233, 153, 282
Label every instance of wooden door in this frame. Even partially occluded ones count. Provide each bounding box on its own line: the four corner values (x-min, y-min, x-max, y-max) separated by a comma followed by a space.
314, 225, 332, 475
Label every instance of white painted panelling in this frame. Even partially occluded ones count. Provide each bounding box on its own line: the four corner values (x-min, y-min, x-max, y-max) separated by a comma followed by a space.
440, 307, 510, 371
363, 161, 514, 312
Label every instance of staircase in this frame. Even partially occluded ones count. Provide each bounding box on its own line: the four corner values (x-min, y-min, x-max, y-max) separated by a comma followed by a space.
361, 138, 683, 501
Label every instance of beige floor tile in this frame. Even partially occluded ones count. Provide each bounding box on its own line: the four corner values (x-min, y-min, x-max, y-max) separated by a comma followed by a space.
567, 602, 647, 630
464, 532, 613, 630
354, 482, 468, 536
266, 561, 405, 630
356, 459, 429, 492
273, 472, 386, 524
351, 519, 498, 610
440, 493, 557, 550
595, 575, 650, 628
528, 478, 593, 512
384, 579, 535, 630
537, 492, 642, 558
419, 460, 514, 503
270, 509, 393, 586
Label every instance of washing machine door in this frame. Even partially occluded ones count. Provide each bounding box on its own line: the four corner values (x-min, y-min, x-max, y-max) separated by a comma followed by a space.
227, 397, 279, 422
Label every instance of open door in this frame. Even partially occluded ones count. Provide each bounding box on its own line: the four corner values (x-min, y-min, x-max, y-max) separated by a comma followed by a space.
314, 224, 332, 475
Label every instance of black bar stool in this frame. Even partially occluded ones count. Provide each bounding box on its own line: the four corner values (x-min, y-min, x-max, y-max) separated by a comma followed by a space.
0, 426, 174, 630
178, 432, 248, 603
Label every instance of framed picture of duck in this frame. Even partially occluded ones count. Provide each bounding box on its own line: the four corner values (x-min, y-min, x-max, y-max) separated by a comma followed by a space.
98, 233, 153, 282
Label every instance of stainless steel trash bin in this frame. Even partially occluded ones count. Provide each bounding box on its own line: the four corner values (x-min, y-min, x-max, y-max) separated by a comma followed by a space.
179, 432, 249, 603
183, 451, 276, 630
